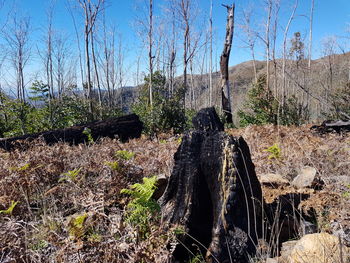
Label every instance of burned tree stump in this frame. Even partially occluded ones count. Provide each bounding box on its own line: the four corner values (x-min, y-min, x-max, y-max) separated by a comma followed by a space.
160, 108, 262, 263
0, 114, 143, 151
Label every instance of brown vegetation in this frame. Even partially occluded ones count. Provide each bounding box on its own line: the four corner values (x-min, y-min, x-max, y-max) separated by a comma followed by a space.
0, 125, 349, 262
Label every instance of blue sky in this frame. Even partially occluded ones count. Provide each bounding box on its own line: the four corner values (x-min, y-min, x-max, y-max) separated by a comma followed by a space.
1, 0, 350, 88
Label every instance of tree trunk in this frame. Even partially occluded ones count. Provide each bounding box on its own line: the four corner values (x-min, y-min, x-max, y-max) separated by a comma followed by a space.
0, 114, 143, 151
220, 4, 235, 123
160, 107, 262, 263
91, 29, 103, 117
209, 0, 213, 106
149, 0, 153, 107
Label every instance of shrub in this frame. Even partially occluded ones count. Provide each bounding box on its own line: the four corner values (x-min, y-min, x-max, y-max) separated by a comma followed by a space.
238, 75, 309, 127
132, 71, 191, 135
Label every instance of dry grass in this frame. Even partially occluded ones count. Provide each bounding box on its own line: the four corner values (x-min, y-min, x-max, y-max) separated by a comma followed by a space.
0, 125, 349, 262
0, 135, 178, 263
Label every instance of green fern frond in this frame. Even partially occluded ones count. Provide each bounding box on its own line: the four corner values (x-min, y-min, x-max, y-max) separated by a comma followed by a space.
120, 176, 160, 238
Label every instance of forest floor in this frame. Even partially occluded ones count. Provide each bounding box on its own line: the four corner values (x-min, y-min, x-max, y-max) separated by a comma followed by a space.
0, 124, 349, 262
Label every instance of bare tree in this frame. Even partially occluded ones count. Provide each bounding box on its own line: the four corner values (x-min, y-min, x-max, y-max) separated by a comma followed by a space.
255, 0, 273, 91
67, 2, 85, 94
45, 1, 55, 101
148, 0, 154, 107
308, 0, 314, 71
220, 3, 235, 123
282, 0, 298, 107
271, 0, 280, 96
77, 0, 104, 119
4, 13, 31, 103
209, 0, 213, 105
176, 0, 200, 108
241, 6, 258, 82
53, 33, 70, 100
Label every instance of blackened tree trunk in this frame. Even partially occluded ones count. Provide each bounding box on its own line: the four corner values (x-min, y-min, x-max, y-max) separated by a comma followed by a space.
160, 108, 262, 263
0, 114, 143, 151
220, 4, 235, 124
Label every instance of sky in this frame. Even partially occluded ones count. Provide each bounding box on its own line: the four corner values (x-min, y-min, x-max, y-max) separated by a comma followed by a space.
1, 0, 350, 88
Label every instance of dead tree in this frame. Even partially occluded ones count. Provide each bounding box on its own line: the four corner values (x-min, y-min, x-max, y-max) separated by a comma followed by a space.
78, 0, 104, 119
220, 4, 235, 123
161, 107, 263, 263
209, 0, 213, 106
5, 14, 31, 103
148, 0, 154, 107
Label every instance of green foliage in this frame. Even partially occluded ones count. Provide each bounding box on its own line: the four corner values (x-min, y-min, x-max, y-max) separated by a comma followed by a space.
9, 163, 30, 172
115, 150, 135, 161
0, 81, 123, 138
29, 80, 49, 102
0, 201, 18, 215
87, 232, 102, 243
68, 213, 88, 239
132, 71, 191, 135
105, 161, 121, 171
238, 75, 278, 126
121, 176, 160, 238
83, 127, 94, 143
59, 168, 82, 182
263, 143, 282, 160
238, 75, 309, 127
188, 254, 205, 263
29, 240, 48, 251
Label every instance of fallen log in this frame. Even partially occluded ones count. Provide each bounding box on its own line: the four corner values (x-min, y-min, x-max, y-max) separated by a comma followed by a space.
311, 120, 350, 134
160, 107, 263, 263
0, 114, 143, 151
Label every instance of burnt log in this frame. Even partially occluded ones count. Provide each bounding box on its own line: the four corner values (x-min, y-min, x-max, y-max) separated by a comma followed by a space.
160, 108, 262, 263
311, 120, 350, 134
0, 114, 143, 151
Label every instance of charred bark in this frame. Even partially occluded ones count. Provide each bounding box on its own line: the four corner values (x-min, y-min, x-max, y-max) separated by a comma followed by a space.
311, 120, 350, 134
160, 108, 262, 263
0, 114, 143, 151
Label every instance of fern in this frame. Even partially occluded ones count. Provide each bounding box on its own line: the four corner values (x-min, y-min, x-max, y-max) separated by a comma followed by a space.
115, 150, 135, 161
59, 168, 82, 182
105, 161, 120, 171
68, 213, 88, 239
121, 176, 160, 238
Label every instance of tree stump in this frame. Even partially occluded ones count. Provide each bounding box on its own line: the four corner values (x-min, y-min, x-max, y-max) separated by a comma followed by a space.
160, 108, 262, 263
0, 114, 143, 151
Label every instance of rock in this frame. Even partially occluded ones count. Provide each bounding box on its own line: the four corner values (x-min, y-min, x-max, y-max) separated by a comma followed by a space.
260, 173, 289, 186
288, 233, 348, 263
291, 166, 317, 189
299, 219, 318, 235
152, 174, 168, 200
160, 108, 263, 263
265, 258, 279, 263
281, 240, 298, 259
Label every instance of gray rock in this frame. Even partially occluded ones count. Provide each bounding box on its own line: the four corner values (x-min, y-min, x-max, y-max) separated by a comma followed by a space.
291, 166, 317, 188
260, 173, 289, 186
